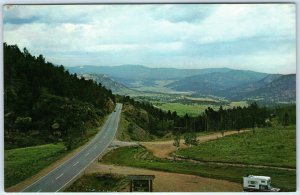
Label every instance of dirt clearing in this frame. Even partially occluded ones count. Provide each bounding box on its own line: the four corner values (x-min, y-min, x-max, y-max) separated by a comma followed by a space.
141, 130, 249, 158
86, 163, 242, 192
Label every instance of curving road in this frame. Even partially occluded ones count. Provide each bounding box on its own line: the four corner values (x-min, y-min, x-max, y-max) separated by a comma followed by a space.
22, 103, 123, 192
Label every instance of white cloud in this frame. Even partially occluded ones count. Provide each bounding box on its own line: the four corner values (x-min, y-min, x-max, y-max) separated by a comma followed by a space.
186, 4, 295, 44
3, 4, 296, 74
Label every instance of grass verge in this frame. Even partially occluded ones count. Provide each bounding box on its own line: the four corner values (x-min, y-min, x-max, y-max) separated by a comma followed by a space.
4, 116, 108, 189
4, 143, 66, 188
64, 173, 128, 192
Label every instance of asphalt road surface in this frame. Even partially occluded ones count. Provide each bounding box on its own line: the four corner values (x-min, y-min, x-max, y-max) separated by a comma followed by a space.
22, 103, 123, 192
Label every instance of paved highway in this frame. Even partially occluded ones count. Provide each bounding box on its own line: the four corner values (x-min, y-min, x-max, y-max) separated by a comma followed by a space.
22, 103, 123, 192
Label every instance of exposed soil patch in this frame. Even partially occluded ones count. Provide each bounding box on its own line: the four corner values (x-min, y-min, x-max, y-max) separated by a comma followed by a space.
85, 163, 243, 192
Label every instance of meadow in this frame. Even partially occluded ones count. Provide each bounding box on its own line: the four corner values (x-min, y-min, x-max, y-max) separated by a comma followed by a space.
152, 100, 248, 117
154, 102, 209, 116
176, 125, 296, 168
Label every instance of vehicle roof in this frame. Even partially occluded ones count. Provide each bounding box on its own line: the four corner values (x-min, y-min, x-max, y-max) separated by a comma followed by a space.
245, 175, 271, 180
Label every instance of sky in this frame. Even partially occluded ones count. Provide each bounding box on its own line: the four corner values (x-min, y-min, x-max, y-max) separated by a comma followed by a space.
3, 4, 296, 74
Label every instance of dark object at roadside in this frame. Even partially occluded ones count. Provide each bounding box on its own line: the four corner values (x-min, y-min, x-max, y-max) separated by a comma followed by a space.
127, 175, 155, 192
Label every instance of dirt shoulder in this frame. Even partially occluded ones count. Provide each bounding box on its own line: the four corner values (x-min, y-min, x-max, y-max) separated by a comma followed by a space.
85, 163, 243, 192
141, 130, 249, 159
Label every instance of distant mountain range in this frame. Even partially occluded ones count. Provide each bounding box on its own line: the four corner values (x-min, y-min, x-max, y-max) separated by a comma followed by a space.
69, 65, 232, 88
68, 65, 296, 103
167, 70, 268, 95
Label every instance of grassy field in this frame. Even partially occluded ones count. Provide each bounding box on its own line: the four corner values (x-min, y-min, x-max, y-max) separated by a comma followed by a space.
65, 173, 128, 192
229, 101, 248, 107
176, 125, 296, 168
4, 143, 66, 188
132, 80, 178, 93
102, 146, 296, 192
154, 102, 210, 116
153, 101, 248, 117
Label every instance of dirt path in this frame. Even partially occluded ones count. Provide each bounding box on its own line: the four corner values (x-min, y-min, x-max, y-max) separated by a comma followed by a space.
86, 163, 243, 192
141, 130, 249, 159
172, 156, 296, 171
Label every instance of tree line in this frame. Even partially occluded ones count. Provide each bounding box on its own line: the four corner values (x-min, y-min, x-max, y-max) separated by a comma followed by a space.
119, 95, 295, 138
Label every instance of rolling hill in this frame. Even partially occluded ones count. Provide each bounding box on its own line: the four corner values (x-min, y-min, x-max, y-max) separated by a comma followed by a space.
167, 70, 268, 95
77, 73, 136, 95
221, 74, 282, 98
241, 74, 296, 103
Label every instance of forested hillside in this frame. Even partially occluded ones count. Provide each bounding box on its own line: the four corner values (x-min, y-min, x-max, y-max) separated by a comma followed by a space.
4, 43, 115, 149
168, 70, 267, 94
242, 74, 296, 102
117, 95, 295, 142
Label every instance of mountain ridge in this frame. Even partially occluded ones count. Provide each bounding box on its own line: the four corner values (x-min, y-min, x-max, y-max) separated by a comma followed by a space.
68, 64, 295, 103
167, 69, 269, 94
241, 74, 296, 102
78, 73, 136, 95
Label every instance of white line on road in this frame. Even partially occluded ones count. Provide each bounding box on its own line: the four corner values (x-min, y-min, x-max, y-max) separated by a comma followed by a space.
55, 173, 64, 180
72, 161, 79, 167
85, 152, 90, 156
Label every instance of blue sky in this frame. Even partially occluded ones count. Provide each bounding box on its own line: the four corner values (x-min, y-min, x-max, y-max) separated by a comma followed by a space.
3, 4, 296, 74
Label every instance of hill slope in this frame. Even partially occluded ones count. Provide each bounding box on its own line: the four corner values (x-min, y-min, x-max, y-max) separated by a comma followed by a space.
242, 74, 296, 102
78, 73, 136, 95
222, 74, 282, 98
167, 70, 268, 95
